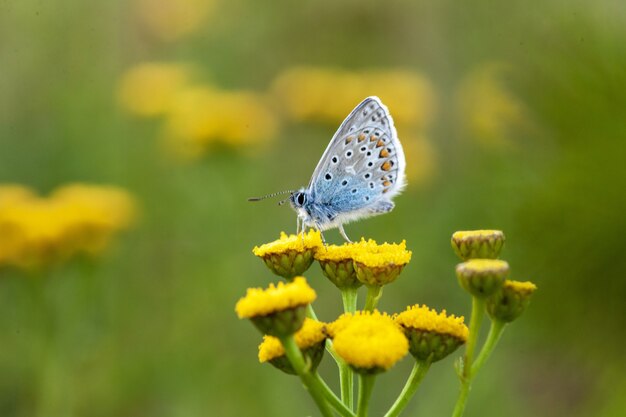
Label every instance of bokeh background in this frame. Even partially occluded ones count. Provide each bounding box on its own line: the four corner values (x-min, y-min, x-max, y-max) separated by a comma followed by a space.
1, 0, 625, 416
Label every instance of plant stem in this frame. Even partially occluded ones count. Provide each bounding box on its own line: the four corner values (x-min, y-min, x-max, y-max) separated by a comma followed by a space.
471, 320, 506, 376
451, 296, 485, 417
306, 304, 318, 320
314, 372, 357, 417
364, 285, 383, 311
356, 374, 376, 417
340, 287, 358, 409
341, 287, 358, 313
384, 360, 431, 417
280, 335, 335, 417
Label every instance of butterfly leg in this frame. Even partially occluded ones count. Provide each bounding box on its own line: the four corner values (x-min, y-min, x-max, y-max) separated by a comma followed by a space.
338, 224, 352, 243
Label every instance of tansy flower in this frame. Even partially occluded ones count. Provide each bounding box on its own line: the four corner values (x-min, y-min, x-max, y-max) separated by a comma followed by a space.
253, 230, 323, 280
487, 280, 537, 323
351, 239, 412, 287
117, 62, 192, 117
258, 318, 326, 375
235, 277, 316, 337
451, 230, 505, 260
456, 259, 509, 298
395, 305, 469, 362
314, 242, 362, 289
328, 310, 408, 373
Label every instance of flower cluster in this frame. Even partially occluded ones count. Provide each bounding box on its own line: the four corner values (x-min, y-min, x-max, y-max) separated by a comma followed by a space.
0, 184, 137, 270
238, 229, 516, 417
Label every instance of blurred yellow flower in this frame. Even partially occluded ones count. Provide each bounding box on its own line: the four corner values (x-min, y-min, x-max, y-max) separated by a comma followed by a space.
117, 62, 193, 117
456, 62, 527, 148
0, 184, 137, 270
134, 0, 217, 41
163, 86, 279, 159
271, 67, 436, 128
400, 133, 437, 185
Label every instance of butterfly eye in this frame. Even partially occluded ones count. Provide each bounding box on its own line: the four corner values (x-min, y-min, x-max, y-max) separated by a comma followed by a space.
296, 193, 306, 206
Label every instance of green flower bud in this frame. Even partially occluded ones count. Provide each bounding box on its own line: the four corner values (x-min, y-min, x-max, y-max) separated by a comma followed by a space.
451, 230, 505, 260
456, 259, 509, 298
487, 280, 537, 322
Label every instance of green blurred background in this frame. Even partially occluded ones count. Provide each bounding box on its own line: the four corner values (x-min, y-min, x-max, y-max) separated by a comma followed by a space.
1, 0, 625, 416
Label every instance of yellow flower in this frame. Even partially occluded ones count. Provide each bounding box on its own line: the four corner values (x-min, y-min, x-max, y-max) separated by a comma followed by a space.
456, 62, 527, 148
451, 230, 505, 260
314, 242, 361, 289
487, 280, 537, 323
351, 239, 412, 286
395, 305, 468, 362
133, 0, 216, 41
456, 259, 509, 298
235, 277, 316, 337
163, 86, 278, 159
271, 67, 436, 128
253, 230, 323, 279
0, 184, 137, 270
329, 310, 408, 373
258, 318, 326, 374
117, 62, 192, 117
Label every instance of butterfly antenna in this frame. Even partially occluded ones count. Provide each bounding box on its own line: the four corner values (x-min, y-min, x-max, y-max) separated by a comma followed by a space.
248, 190, 295, 202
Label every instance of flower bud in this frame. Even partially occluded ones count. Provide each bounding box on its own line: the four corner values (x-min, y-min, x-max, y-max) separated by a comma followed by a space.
487, 280, 537, 322
456, 259, 509, 298
451, 230, 505, 260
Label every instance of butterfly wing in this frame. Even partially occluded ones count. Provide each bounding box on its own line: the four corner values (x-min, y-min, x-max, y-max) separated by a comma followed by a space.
308, 96, 406, 224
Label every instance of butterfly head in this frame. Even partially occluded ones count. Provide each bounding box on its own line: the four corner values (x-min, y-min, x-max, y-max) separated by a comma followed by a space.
289, 188, 309, 209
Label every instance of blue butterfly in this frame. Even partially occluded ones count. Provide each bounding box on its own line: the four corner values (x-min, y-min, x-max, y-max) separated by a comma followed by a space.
251, 96, 406, 242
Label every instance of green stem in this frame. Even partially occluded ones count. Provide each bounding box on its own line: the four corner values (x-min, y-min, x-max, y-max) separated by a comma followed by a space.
451, 297, 485, 417
306, 304, 318, 320
340, 287, 358, 409
314, 372, 357, 417
280, 335, 335, 417
356, 374, 376, 417
341, 287, 358, 313
364, 285, 383, 311
384, 360, 431, 417
471, 320, 506, 376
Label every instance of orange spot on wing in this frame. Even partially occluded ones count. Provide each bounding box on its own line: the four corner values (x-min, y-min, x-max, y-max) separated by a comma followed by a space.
379, 149, 389, 158
381, 161, 392, 171
358, 133, 366, 142
383, 180, 391, 187
345, 136, 354, 144
370, 135, 377, 142
376, 139, 385, 148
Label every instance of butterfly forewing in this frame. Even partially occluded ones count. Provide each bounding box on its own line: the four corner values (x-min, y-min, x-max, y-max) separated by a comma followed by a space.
309, 97, 406, 213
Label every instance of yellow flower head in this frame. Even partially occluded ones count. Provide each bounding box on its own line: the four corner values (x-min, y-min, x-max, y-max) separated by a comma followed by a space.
258, 318, 326, 375
451, 230, 505, 260
253, 230, 323, 279
235, 277, 317, 319
395, 305, 469, 362
487, 280, 537, 323
235, 277, 316, 337
456, 259, 509, 298
328, 310, 408, 373
350, 239, 412, 286
314, 242, 362, 289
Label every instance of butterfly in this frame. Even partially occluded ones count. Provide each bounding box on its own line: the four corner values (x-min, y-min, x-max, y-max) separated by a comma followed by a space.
250, 96, 406, 242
